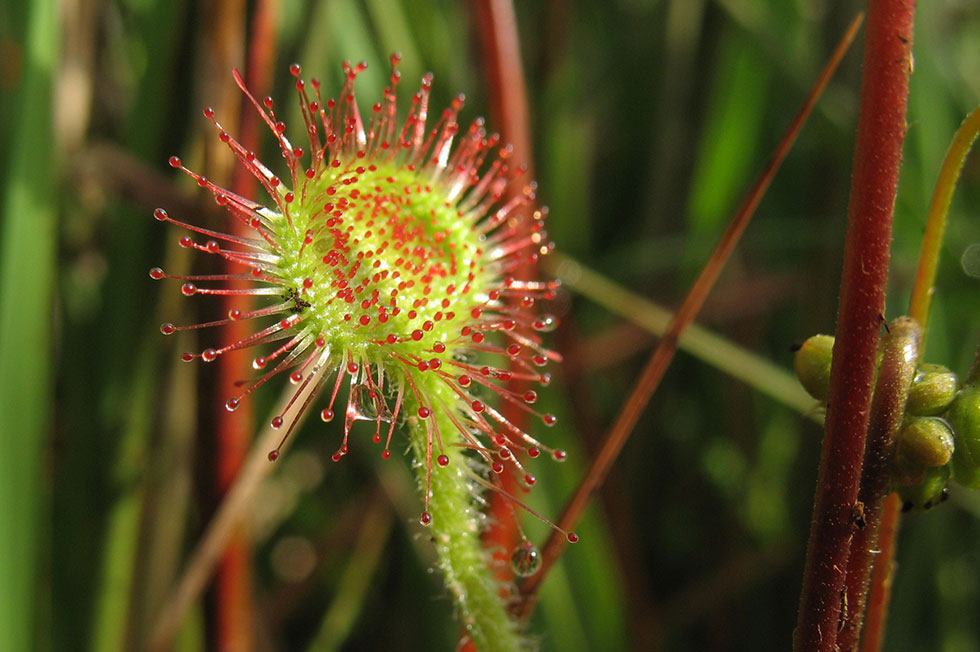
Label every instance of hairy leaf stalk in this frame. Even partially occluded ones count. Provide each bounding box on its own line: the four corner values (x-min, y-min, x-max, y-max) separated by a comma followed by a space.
411, 391, 527, 652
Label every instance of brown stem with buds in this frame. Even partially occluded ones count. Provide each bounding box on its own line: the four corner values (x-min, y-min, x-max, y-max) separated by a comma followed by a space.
792, 2, 914, 650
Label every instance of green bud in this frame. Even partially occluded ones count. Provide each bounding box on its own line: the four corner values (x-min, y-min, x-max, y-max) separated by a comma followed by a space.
794, 334, 834, 402
896, 416, 954, 468
947, 384, 980, 489
906, 364, 959, 416
898, 464, 950, 512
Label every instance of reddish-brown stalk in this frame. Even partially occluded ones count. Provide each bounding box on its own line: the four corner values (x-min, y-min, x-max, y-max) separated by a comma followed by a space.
792, 2, 914, 651
473, 0, 537, 594
516, 13, 864, 619
208, 1, 277, 649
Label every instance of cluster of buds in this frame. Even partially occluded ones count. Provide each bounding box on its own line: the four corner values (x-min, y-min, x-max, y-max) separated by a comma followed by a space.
794, 333, 980, 510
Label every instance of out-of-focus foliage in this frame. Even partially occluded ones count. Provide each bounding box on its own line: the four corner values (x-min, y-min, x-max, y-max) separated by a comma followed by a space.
2, 0, 979, 650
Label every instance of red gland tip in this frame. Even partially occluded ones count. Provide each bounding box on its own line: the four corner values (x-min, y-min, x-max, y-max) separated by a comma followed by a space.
160, 323, 176, 335
419, 511, 432, 526
417, 407, 431, 418
268, 450, 280, 462
321, 409, 334, 422
437, 454, 450, 467
566, 532, 579, 543
271, 416, 284, 429
153, 208, 169, 221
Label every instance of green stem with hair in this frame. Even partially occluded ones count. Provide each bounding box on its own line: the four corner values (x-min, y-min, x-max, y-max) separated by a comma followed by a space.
409, 382, 527, 652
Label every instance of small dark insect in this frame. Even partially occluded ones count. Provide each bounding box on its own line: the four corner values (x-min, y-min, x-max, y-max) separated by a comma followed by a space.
851, 501, 866, 529
285, 287, 311, 313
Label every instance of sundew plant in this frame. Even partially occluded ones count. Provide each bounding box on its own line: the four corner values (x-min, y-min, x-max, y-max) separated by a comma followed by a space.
151, 56, 573, 651
4, 1, 980, 651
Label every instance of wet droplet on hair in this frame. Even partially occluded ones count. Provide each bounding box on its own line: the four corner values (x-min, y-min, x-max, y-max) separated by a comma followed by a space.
510, 540, 541, 577
348, 383, 390, 422
532, 315, 558, 332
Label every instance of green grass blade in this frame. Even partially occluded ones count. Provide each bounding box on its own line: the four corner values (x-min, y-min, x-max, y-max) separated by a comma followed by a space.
548, 253, 814, 415
0, 0, 57, 649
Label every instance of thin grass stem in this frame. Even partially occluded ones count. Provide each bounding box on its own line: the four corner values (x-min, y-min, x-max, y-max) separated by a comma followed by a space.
147, 372, 321, 652
518, 12, 863, 619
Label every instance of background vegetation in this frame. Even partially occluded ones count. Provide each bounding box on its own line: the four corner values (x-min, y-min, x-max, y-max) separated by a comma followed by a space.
1, 0, 979, 650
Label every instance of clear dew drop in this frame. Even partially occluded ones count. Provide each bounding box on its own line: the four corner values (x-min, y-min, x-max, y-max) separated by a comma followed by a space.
532, 315, 558, 332
348, 382, 391, 422
961, 242, 980, 278
510, 540, 541, 577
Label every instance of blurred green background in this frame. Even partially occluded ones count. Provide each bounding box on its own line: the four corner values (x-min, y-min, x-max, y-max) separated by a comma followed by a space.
2, 0, 979, 650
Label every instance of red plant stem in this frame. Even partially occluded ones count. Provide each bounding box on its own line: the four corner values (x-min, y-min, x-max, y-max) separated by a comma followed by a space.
516, 13, 864, 620
792, 3, 914, 651
473, 0, 535, 594
210, 1, 277, 650
473, 0, 534, 182
837, 318, 920, 651
859, 492, 901, 652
